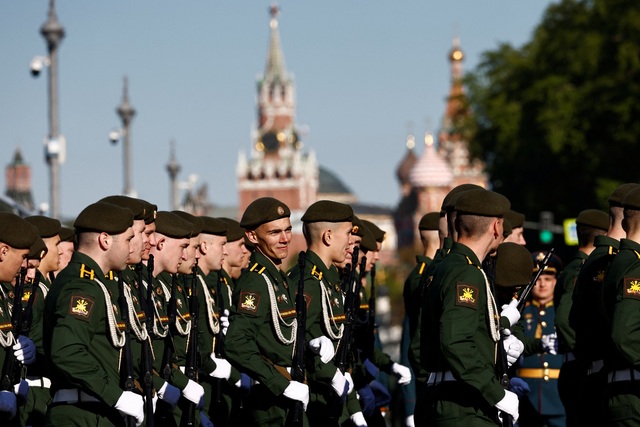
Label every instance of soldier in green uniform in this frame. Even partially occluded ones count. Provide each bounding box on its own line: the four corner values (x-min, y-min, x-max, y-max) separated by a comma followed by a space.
225, 197, 309, 426
43, 202, 146, 426
287, 200, 362, 426
220, 218, 250, 284
503, 210, 527, 246
55, 226, 75, 276
0, 213, 39, 421
21, 215, 62, 426
567, 183, 640, 427
418, 188, 523, 426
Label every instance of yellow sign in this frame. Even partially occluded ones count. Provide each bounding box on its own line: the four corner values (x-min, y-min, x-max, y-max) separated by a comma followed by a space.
563, 218, 578, 246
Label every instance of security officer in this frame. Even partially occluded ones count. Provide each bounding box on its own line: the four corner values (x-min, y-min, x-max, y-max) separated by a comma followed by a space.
225, 197, 310, 426
0, 213, 39, 422
418, 188, 523, 426
516, 251, 566, 427
44, 202, 145, 426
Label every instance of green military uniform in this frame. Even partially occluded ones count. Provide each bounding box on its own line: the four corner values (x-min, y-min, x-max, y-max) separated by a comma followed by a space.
225, 251, 303, 426
44, 251, 130, 426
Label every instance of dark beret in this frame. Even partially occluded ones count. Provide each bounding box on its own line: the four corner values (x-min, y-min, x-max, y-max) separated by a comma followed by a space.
502, 218, 513, 238
0, 212, 39, 249
28, 236, 48, 260
139, 200, 157, 224
532, 251, 563, 276
495, 242, 534, 288
59, 226, 75, 242
576, 209, 609, 231
74, 202, 134, 235
301, 200, 354, 223
172, 211, 203, 236
441, 183, 484, 213
25, 215, 61, 238
359, 224, 378, 253
154, 211, 193, 239
240, 197, 290, 229
455, 189, 510, 217
219, 218, 245, 242
99, 195, 147, 221
418, 212, 440, 231
351, 215, 365, 237
199, 216, 228, 237
361, 219, 385, 243
623, 188, 640, 211
609, 183, 640, 207
504, 210, 525, 229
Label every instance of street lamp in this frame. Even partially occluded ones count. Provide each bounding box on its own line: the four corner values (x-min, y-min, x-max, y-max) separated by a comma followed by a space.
31, 0, 65, 219
110, 76, 136, 197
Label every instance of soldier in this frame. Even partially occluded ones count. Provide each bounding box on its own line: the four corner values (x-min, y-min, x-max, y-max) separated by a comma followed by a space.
21, 215, 62, 426
219, 218, 250, 284
43, 202, 145, 426
503, 210, 527, 246
55, 226, 75, 276
418, 188, 523, 425
0, 213, 39, 421
567, 183, 640, 426
225, 197, 310, 426
400, 211, 440, 427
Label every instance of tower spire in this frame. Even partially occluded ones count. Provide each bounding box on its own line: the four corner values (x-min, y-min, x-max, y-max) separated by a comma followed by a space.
264, 4, 288, 84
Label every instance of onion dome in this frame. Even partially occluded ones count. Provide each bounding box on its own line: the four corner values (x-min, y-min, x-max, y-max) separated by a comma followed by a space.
396, 134, 417, 185
409, 132, 453, 187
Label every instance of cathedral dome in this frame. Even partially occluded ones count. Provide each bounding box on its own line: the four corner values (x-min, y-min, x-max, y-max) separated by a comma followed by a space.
409, 132, 453, 188
396, 135, 417, 185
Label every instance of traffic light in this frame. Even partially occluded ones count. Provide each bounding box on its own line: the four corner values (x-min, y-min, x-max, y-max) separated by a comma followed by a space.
539, 211, 554, 244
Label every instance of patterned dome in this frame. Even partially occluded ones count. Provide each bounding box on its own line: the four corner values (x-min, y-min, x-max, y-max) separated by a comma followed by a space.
409, 133, 453, 187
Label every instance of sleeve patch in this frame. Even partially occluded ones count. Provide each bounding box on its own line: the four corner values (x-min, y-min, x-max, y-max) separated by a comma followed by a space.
239, 291, 260, 313
623, 278, 640, 300
455, 284, 478, 308
69, 295, 95, 320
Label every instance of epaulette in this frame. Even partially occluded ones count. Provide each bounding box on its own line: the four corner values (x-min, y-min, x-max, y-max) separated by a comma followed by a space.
106, 271, 115, 281
418, 262, 427, 275
310, 265, 323, 281
249, 263, 266, 275
79, 264, 95, 280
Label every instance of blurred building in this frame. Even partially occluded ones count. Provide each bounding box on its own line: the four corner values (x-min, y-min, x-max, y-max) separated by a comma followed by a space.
3, 147, 36, 216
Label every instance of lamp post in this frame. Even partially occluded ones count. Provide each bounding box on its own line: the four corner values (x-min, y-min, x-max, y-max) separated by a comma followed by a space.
37, 0, 65, 219
110, 76, 136, 196
166, 140, 181, 210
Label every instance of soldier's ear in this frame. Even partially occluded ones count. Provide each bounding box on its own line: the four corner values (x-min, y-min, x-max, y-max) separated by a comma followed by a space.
0, 244, 8, 261
156, 237, 165, 251
246, 230, 259, 245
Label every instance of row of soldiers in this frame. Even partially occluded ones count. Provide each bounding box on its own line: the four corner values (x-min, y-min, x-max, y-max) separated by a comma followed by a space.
0, 195, 412, 427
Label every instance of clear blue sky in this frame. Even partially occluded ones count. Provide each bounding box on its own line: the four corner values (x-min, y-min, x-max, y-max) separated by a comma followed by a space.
1, 1, 556, 219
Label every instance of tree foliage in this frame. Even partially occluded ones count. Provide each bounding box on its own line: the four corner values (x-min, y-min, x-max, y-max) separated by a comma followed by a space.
464, 0, 640, 220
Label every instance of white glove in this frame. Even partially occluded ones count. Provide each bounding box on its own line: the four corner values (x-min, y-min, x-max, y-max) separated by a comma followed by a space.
220, 309, 230, 335
503, 335, 525, 367
283, 381, 309, 410
405, 414, 415, 427
541, 333, 558, 355
0, 390, 17, 419
13, 335, 36, 364
495, 389, 519, 423
308, 335, 335, 364
345, 372, 354, 394
114, 390, 144, 427
500, 299, 520, 328
157, 381, 180, 408
13, 379, 28, 403
181, 379, 205, 405
210, 355, 232, 380
350, 411, 368, 427
391, 362, 412, 385
331, 369, 347, 396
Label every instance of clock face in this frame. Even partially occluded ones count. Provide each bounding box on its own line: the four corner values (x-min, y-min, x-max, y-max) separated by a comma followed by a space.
259, 131, 280, 152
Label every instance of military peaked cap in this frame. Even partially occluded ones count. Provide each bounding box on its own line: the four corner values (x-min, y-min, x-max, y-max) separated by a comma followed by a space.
155, 211, 192, 239
532, 251, 563, 276
454, 189, 510, 217
200, 216, 228, 237
418, 212, 440, 231
74, 202, 134, 235
301, 200, 353, 223
576, 209, 608, 231
494, 242, 534, 288
240, 197, 290, 229
0, 212, 39, 249
25, 215, 61, 238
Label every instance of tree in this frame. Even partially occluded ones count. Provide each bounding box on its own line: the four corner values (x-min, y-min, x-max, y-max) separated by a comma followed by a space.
464, 0, 640, 220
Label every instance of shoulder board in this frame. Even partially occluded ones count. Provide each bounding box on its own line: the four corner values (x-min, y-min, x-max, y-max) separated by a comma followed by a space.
106, 271, 115, 281
249, 263, 266, 275
79, 264, 95, 280
418, 262, 427, 275
310, 265, 323, 281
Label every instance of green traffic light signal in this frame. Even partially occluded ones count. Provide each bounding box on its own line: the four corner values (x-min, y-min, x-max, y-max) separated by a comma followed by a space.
539, 229, 554, 244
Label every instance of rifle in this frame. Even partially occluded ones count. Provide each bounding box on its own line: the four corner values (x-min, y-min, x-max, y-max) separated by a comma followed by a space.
328, 246, 360, 422
161, 274, 178, 383
516, 248, 555, 312
117, 271, 137, 427
213, 272, 226, 405
287, 251, 306, 427
20, 270, 40, 338
1, 267, 27, 398
182, 260, 199, 427
365, 264, 377, 359
136, 260, 155, 427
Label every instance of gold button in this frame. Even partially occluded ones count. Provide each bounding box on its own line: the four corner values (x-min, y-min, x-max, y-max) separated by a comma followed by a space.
541, 321, 547, 327
540, 310, 546, 316
543, 362, 549, 368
